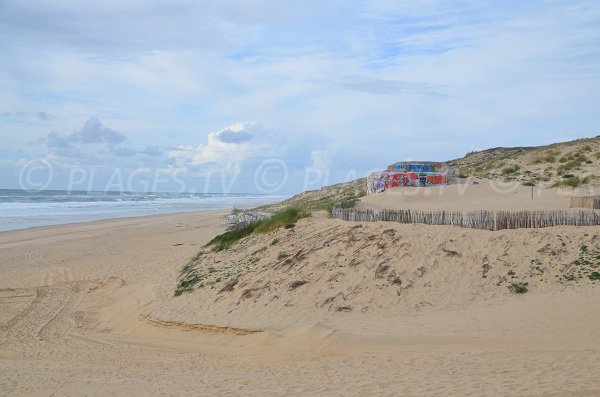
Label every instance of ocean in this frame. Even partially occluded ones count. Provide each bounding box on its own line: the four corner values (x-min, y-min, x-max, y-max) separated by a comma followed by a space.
0, 189, 285, 232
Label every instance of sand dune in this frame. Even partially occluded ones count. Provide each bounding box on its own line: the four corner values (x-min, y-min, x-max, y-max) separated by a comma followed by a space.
156, 217, 600, 330
1, 209, 599, 396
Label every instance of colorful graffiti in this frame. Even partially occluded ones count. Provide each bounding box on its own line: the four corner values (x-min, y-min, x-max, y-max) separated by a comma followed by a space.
367, 162, 452, 195
387, 161, 449, 174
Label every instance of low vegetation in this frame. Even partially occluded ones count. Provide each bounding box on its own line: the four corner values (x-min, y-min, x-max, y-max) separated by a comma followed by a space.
174, 274, 202, 296
175, 255, 259, 296
448, 136, 600, 188
559, 244, 600, 283
206, 207, 309, 252
532, 151, 559, 164
551, 175, 591, 188
256, 178, 366, 213
501, 165, 520, 175
508, 282, 529, 294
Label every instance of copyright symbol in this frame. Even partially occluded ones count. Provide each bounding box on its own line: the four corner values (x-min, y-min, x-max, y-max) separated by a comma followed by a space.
488, 179, 519, 194
19, 159, 53, 192
254, 159, 288, 194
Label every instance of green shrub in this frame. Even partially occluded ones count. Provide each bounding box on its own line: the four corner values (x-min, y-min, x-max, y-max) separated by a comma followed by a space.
563, 177, 582, 187
558, 160, 582, 172
552, 176, 589, 188
533, 154, 557, 164
339, 197, 358, 209
502, 165, 520, 175
508, 282, 529, 294
588, 272, 600, 281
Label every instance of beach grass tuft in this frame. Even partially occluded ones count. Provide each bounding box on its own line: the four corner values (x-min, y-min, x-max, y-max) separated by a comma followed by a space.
508, 282, 529, 294
174, 274, 203, 296
206, 207, 309, 252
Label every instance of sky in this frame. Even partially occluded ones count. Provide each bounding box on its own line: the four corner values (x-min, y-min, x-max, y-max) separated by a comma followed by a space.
1, 0, 599, 194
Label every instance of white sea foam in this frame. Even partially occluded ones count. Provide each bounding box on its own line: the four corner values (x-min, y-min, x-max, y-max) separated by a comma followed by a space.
0, 190, 285, 232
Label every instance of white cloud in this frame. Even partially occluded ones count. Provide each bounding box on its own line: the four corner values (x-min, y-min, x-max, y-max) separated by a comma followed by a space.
214, 122, 254, 143
166, 122, 270, 177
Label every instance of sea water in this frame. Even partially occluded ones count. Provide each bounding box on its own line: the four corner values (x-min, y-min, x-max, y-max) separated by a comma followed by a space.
0, 189, 285, 232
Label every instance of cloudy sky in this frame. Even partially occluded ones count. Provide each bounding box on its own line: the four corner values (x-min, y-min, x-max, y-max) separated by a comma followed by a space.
1, 0, 599, 193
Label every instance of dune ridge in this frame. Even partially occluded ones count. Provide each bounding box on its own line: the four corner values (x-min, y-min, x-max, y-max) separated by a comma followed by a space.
156, 216, 600, 332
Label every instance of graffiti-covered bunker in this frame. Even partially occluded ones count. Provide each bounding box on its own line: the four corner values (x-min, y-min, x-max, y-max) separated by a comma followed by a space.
367, 161, 453, 195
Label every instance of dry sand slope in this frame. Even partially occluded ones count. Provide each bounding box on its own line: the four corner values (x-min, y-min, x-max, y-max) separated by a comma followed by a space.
1, 211, 600, 396
156, 217, 600, 329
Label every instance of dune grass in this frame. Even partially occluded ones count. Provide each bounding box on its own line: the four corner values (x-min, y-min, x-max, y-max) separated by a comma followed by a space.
508, 282, 529, 294
174, 274, 202, 296
206, 207, 309, 252
551, 175, 591, 188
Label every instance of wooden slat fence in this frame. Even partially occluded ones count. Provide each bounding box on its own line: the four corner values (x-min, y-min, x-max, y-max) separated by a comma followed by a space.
331, 207, 600, 231
570, 196, 600, 210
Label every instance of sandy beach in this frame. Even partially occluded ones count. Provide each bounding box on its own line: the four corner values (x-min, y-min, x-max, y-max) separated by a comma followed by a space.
1, 205, 599, 396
